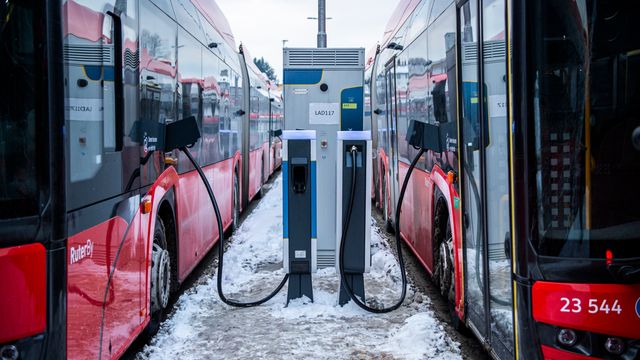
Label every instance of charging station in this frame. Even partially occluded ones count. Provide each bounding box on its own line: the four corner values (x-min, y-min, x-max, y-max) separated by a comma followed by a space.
283, 47, 365, 269
282, 130, 317, 303
336, 131, 372, 305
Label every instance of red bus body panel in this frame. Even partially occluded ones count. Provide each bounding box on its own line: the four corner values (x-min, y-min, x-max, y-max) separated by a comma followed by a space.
532, 281, 640, 339
270, 141, 282, 175
397, 163, 435, 273
396, 161, 464, 319
0, 243, 47, 343
248, 147, 264, 201
175, 159, 234, 282
67, 213, 146, 360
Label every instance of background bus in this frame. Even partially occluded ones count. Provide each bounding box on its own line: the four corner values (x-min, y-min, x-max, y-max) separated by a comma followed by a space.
0, 0, 283, 359
367, 0, 640, 359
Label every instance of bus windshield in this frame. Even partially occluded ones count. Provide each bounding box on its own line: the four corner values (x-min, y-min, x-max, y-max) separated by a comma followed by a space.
529, 0, 640, 259
0, 0, 40, 219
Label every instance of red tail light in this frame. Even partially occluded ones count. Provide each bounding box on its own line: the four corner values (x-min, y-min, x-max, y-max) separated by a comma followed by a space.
606, 249, 613, 265
0, 243, 46, 343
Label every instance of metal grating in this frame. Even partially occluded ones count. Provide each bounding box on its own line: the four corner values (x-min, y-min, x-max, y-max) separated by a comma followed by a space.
286, 48, 363, 67
64, 44, 113, 65
316, 252, 335, 268
488, 243, 508, 261
462, 40, 506, 63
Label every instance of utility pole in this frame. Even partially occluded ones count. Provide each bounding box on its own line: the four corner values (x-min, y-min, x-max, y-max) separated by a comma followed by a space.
317, 0, 327, 48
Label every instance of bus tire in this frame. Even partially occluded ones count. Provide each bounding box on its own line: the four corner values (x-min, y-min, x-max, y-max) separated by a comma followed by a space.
433, 196, 462, 330
146, 216, 171, 337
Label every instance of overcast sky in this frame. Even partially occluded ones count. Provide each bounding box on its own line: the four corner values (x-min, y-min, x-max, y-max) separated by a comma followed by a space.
216, 0, 399, 81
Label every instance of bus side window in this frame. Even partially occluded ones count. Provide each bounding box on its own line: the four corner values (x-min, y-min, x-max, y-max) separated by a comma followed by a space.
202, 49, 222, 165
176, 28, 203, 173
427, 6, 457, 172
233, 72, 243, 156
67, 12, 119, 184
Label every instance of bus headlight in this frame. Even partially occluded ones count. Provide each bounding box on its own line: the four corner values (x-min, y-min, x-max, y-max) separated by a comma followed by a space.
0, 344, 19, 360
604, 337, 625, 355
557, 328, 578, 347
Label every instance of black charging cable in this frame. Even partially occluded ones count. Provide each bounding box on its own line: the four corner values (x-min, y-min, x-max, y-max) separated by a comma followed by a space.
181, 147, 289, 307
339, 145, 425, 313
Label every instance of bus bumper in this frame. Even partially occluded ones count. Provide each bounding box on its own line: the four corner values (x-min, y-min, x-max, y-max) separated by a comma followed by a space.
532, 281, 640, 359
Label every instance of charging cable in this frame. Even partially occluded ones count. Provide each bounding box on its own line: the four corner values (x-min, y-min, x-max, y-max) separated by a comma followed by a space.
339, 145, 425, 313
181, 147, 288, 307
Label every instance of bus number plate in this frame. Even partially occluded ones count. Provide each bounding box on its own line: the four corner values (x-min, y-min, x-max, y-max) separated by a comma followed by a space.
559, 297, 622, 315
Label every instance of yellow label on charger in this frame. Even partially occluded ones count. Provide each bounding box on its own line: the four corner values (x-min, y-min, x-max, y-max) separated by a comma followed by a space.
342, 103, 358, 109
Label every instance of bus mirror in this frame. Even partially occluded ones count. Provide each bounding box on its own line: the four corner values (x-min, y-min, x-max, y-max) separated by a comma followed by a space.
406, 120, 443, 153
632, 126, 640, 151
164, 116, 201, 151
271, 129, 283, 137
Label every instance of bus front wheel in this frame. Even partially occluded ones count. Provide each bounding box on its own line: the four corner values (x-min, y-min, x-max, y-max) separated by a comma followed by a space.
433, 196, 462, 330
146, 217, 172, 336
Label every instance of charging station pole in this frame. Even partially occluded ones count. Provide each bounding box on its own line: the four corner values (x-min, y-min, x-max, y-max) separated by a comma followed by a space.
336, 131, 372, 306
282, 130, 317, 303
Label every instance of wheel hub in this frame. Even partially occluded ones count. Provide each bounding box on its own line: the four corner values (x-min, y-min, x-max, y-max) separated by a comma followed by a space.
151, 243, 171, 312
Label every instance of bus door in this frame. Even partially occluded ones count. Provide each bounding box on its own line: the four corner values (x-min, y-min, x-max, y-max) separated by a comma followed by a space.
384, 56, 400, 225
457, 0, 514, 358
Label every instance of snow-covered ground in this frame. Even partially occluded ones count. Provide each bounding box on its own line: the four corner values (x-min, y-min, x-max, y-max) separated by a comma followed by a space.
137, 175, 460, 360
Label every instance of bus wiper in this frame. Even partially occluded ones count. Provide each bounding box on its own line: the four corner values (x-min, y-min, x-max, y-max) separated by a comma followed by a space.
607, 262, 640, 283
616, 266, 640, 282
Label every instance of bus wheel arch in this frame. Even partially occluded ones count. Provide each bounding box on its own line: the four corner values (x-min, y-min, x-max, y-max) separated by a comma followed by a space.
157, 194, 178, 296
145, 194, 177, 337
432, 186, 463, 330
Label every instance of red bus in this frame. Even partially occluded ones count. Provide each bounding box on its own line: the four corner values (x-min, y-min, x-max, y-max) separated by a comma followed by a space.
0, 0, 282, 359
367, 0, 640, 359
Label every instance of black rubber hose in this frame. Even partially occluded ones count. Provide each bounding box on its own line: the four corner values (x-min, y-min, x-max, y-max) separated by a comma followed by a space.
339, 146, 425, 313
181, 147, 288, 307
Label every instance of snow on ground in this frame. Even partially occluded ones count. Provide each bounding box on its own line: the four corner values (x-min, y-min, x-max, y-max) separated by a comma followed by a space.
137, 174, 460, 360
